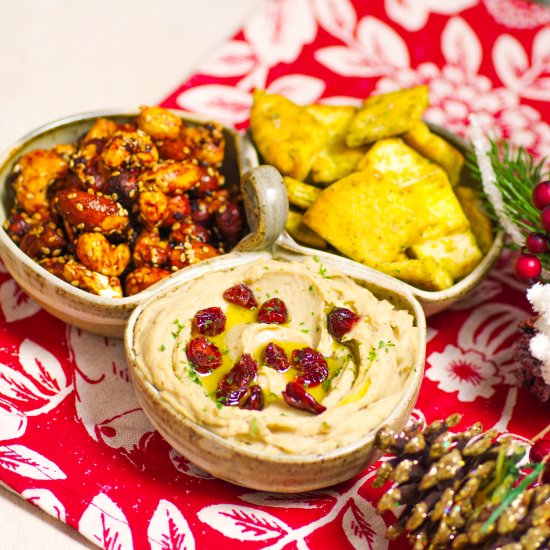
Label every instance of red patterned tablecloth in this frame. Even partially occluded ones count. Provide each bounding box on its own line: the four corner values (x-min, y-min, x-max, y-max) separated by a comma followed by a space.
1, 1, 550, 548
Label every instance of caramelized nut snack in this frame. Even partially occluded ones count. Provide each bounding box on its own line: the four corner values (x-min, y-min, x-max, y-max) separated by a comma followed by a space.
3, 107, 248, 297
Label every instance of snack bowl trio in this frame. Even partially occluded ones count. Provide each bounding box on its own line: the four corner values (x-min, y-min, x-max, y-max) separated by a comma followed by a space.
0, 96, 501, 491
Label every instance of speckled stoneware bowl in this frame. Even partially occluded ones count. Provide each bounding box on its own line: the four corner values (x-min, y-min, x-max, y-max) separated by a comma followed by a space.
125, 250, 426, 492
274, 123, 505, 316
0, 110, 288, 337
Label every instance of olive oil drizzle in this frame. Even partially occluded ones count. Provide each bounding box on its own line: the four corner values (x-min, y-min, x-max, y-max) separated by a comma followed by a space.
190, 303, 349, 405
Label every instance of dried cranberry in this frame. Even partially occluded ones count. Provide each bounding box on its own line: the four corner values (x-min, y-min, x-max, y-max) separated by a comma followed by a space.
214, 201, 245, 246
291, 347, 328, 387
240, 385, 264, 411
192, 307, 226, 336
4, 212, 30, 242
216, 354, 258, 406
223, 283, 257, 309
105, 171, 138, 205
529, 439, 550, 483
161, 195, 192, 228
327, 307, 361, 341
264, 342, 290, 372
282, 382, 326, 415
257, 298, 288, 324
190, 198, 212, 225
169, 221, 210, 244
193, 171, 221, 197
186, 336, 222, 374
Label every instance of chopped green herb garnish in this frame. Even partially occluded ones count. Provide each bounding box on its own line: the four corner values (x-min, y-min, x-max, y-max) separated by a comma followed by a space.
160, 344, 166, 352
368, 349, 377, 362
250, 417, 258, 436
378, 340, 395, 353
188, 367, 202, 385
171, 319, 184, 339
301, 329, 309, 334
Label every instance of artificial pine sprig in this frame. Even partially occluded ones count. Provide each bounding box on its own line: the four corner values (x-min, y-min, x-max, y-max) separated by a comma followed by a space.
465, 139, 548, 239
466, 117, 550, 281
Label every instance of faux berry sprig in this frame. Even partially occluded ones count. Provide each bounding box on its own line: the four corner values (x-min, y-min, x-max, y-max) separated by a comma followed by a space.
468, 117, 550, 283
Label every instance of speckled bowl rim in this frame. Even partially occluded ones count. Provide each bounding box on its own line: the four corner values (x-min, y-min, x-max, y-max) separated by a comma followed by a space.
125, 251, 427, 466
0, 108, 260, 309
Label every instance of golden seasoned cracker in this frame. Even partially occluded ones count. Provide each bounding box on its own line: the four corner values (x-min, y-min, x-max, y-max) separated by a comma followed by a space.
346, 86, 429, 146
303, 169, 419, 266
409, 229, 483, 281
377, 258, 454, 291
249, 90, 329, 180
403, 121, 464, 186
454, 186, 494, 254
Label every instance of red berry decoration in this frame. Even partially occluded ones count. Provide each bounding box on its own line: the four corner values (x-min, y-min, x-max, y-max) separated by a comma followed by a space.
282, 382, 326, 415
186, 336, 223, 374
216, 353, 257, 406
526, 231, 548, 254
193, 307, 226, 336
541, 205, 550, 233
529, 438, 550, 483
532, 180, 550, 210
257, 298, 288, 324
291, 347, 328, 387
264, 342, 290, 372
327, 307, 361, 341
223, 283, 257, 309
515, 253, 542, 281
240, 385, 264, 411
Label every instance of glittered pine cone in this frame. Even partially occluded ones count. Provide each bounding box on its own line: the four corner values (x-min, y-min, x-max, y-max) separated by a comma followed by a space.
373, 414, 550, 550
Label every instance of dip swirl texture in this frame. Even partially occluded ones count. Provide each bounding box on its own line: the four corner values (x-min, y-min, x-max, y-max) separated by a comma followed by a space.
132, 259, 420, 455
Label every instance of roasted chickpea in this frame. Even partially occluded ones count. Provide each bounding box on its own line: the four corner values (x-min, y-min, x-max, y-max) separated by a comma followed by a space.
138, 188, 168, 229
14, 149, 69, 215
125, 266, 171, 296
137, 106, 182, 140
20, 217, 67, 260
101, 130, 158, 169
132, 231, 170, 268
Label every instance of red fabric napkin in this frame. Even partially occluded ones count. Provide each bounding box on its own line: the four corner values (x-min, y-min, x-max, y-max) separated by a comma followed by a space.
1, 1, 549, 548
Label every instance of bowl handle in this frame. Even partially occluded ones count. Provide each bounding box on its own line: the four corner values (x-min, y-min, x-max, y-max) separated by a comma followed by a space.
236, 165, 288, 252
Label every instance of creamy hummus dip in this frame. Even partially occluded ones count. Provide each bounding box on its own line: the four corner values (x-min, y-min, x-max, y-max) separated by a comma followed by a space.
132, 258, 419, 455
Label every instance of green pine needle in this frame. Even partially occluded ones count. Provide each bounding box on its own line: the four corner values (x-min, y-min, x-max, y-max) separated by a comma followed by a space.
480, 462, 545, 534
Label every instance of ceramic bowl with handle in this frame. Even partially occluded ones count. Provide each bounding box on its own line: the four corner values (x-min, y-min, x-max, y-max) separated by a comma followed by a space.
0, 110, 288, 337
125, 250, 426, 492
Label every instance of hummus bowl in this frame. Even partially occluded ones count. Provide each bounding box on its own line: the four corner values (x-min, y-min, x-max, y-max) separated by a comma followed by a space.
0, 109, 288, 337
125, 251, 426, 492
